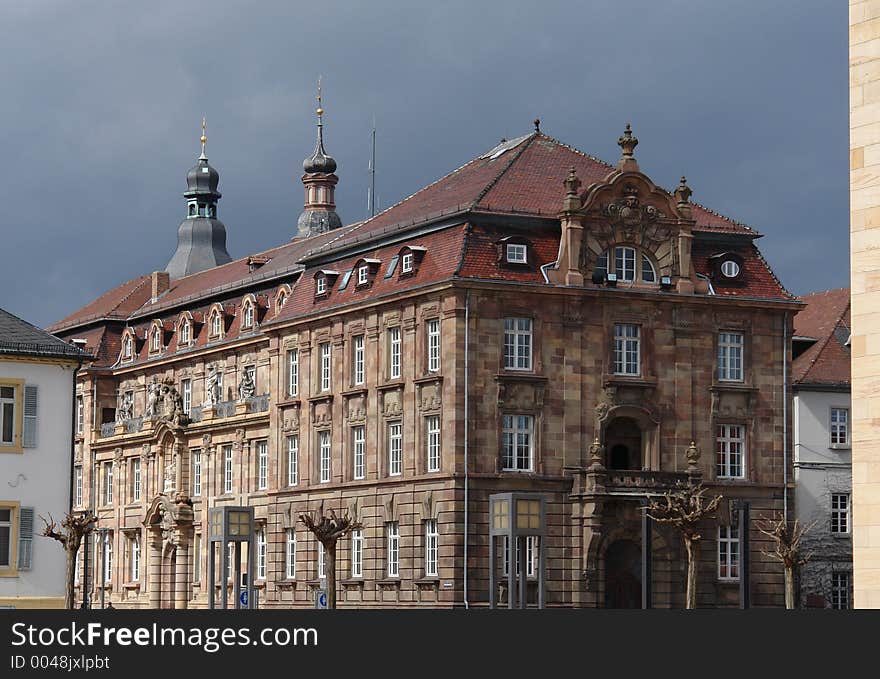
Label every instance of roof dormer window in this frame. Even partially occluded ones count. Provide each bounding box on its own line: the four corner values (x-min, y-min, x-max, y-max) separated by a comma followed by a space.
721, 260, 740, 278
316, 276, 327, 296
179, 320, 191, 346
401, 253, 413, 273
594, 246, 658, 284
506, 243, 527, 264
210, 309, 223, 338
150, 327, 161, 353
243, 302, 255, 329
358, 265, 369, 286
708, 252, 746, 283
397, 246, 426, 278
123, 334, 133, 361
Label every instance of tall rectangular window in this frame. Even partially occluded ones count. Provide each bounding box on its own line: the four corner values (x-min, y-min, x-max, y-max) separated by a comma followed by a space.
256, 529, 266, 580
501, 414, 534, 471
613, 323, 640, 376
352, 335, 365, 385
426, 415, 441, 472
317, 542, 325, 579
287, 435, 299, 486
389, 327, 401, 379
832, 572, 850, 610
320, 342, 331, 392
717, 332, 744, 381
287, 349, 299, 397
1, 385, 17, 445
387, 522, 400, 577
76, 395, 84, 434
615, 246, 636, 281
503, 318, 532, 371
388, 422, 402, 476
191, 450, 201, 497
74, 466, 83, 507
223, 444, 233, 494
424, 519, 438, 577
716, 424, 746, 478
352, 425, 366, 480
718, 525, 739, 580
102, 532, 113, 583
104, 462, 113, 506
427, 319, 441, 372
502, 535, 538, 577
130, 535, 140, 582
831, 408, 849, 446
0, 508, 12, 567
319, 430, 331, 483
351, 529, 363, 578
257, 440, 268, 490
131, 458, 141, 502
285, 529, 296, 579
831, 494, 850, 534
181, 379, 192, 414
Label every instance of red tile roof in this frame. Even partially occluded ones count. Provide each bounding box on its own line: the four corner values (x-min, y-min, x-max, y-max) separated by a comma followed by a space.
691, 240, 792, 300
792, 288, 851, 387
303, 132, 758, 260
49, 275, 152, 332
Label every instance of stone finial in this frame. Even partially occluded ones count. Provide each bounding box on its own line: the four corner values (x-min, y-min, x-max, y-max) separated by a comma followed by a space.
618, 123, 638, 158
562, 167, 582, 213
686, 440, 700, 471
589, 436, 605, 468
533, 118, 541, 133
675, 176, 692, 206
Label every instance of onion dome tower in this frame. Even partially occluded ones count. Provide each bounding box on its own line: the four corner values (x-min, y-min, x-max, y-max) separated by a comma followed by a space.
296, 81, 342, 238
165, 118, 233, 278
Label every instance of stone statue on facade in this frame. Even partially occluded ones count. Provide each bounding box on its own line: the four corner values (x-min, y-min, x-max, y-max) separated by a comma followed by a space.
157, 379, 187, 425
238, 370, 256, 400
144, 378, 160, 418
117, 391, 134, 422
206, 364, 222, 405
163, 455, 176, 493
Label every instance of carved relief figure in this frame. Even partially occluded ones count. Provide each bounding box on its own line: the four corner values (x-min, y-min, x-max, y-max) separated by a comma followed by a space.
205, 364, 221, 405
144, 379, 160, 418
238, 369, 256, 400
117, 391, 134, 422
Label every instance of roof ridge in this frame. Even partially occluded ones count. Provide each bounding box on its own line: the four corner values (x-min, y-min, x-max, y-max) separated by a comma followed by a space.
532, 131, 617, 172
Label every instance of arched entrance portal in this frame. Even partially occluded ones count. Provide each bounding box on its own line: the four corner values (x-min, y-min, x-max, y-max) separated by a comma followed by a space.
604, 540, 641, 609
605, 417, 642, 470
143, 493, 193, 610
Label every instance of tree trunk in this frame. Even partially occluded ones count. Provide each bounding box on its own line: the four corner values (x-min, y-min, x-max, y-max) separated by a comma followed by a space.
326, 541, 337, 610
784, 564, 796, 610
64, 545, 77, 610
684, 536, 697, 610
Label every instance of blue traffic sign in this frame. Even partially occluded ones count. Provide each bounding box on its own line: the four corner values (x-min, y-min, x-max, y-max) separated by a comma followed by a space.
315, 590, 328, 609
239, 590, 248, 607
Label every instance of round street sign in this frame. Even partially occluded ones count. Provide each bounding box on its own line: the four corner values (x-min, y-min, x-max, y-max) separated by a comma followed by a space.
240, 590, 248, 607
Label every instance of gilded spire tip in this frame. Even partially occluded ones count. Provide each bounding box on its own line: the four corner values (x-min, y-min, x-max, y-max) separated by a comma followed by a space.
199, 116, 207, 159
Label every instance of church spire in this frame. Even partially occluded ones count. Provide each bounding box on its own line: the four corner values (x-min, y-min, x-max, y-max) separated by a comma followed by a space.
165, 118, 232, 278
297, 78, 342, 238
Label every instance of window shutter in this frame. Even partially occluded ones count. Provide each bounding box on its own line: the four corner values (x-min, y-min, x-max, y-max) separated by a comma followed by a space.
22, 385, 38, 448
18, 507, 34, 570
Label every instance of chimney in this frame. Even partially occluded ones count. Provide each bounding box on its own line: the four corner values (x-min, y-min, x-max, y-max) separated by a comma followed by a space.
151, 271, 170, 301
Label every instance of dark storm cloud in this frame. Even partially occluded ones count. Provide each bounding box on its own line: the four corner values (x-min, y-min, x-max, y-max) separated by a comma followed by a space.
0, 0, 847, 327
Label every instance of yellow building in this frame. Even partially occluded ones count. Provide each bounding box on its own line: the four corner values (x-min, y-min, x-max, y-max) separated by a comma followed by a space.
850, 0, 880, 608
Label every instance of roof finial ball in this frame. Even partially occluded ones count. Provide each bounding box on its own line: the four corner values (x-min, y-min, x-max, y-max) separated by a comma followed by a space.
618, 122, 638, 158
534, 118, 541, 133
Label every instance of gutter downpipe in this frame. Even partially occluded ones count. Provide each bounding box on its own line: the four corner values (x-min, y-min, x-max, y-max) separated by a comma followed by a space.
463, 289, 470, 609
783, 311, 789, 522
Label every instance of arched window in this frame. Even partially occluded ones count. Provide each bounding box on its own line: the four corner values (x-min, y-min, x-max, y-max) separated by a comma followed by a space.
594, 246, 657, 284
123, 334, 133, 360
179, 319, 191, 345
188, 202, 197, 217
210, 310, 223, 337
150, 328, 161, 352
243, 302, 255, 328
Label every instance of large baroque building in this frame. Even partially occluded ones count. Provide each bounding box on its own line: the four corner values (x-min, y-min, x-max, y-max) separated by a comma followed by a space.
51, 113, 798, 608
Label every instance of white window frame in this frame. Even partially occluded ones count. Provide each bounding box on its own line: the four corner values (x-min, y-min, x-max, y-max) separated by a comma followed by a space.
353, 335, 365, 385
352, 425, 366, 480
427, 318, 441, 372
717, 332, 744, 382
613, 323, 641, 376
506, 242, 528, 264
257, 440, 268, 491
319, 430, 331, 483
721, 260, 741, 278
287, 435, 299, 487
132, 458, 141, 502
426, 415, 441, 473
716, 424, 746, 479
74, 466, 83, 507
316, 276, 327, 296
357, 265, 369, 286
387, 522, 400, 577
287, 349, 299, 397
502, 535, 538, 578
76, 395, 84, 434
831, 408, 850, 447
243, 302, 255, 329
103, 532, 113, 583
503, 318, 533, 371
320, 342, 331, 392
401, 252, 413, 273
182, 379, 192, 414
122, 334, 133, 360
831, 493, 850, 534
256, 529, 267, 580
179, 320, 191, 345
210, 311, 222, 337
718, 525, 739, 581
615, 246, 637, 281
223, 445, 233, 494
130, 534, 140, 582
389, 327, 401, 379
501, 414, 534, 472
285, 529, 296, 579
351, 529, 363, 578
191, 450, 201, 497
317, 541, 325, 580
424, 519, 438, 577
388, 422, 402, 476
150, 328, 160, 353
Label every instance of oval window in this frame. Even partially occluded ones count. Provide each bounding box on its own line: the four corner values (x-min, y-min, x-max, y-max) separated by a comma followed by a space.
721, 260, 740, 278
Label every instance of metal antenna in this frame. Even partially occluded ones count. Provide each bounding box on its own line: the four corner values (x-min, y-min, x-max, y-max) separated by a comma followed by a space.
368, 116, 377, 217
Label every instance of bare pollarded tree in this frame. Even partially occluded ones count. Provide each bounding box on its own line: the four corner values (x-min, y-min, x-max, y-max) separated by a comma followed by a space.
647, 484, 723, 609
757, 516, 814, 609
299, 507, 362, 610
41, 512, 98, 609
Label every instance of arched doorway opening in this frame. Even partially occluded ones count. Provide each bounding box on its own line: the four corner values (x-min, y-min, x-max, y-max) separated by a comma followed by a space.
605, 417, 642, 470
604, 539, 641, 609
160, 542, 177, 610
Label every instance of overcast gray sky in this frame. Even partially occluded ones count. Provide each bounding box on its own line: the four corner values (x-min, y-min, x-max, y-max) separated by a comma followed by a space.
0, 1, 847, 328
